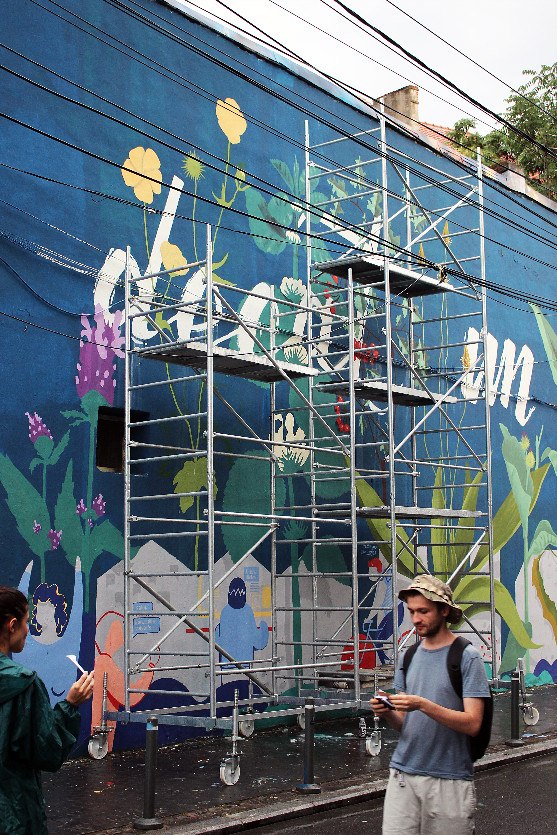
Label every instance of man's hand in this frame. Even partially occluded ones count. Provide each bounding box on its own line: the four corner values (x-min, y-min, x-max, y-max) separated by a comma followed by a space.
388, 693, 423, 712
66, 671, 94, 706
370, 690, 405, 731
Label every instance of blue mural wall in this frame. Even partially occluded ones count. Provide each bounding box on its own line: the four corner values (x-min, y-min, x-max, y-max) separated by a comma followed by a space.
0, 0, 556, 753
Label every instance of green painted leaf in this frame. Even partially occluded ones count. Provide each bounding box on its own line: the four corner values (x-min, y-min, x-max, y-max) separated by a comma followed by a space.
354, 474, 414, 577
49, 430, 70, 467
89, 519, 125, 563
54, 460, 83, 567
542, 446, 557, 477
528, 519, 557, 559
270, 159, 294, 194
0, 453, 50, 557
62, 409, 87, 426
173, 457, 214, 513
532, 554, 557, 643
34, 435, 54, 460
454, 575, 540, 649
430, 467, 447, 575
245, 187, 292, 255
450, 470, 484, 583
500, 424, 533, 529
29, 457, 42, 475
531, 303, 557, 384
471, 463, 550, 571
221, 456, 285, 564
300, 539, 350, 586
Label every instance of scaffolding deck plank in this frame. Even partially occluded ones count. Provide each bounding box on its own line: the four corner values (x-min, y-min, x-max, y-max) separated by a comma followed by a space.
137, 342, 318, 382
318, 254, 454, 297
317, 380, 457, 407
315, 505, 483, 519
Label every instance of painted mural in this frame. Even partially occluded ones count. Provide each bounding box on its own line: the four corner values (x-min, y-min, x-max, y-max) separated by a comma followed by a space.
0, 0, 556, 753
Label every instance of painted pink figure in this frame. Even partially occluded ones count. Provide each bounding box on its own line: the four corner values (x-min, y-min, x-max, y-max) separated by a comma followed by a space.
91, 618, 156, 752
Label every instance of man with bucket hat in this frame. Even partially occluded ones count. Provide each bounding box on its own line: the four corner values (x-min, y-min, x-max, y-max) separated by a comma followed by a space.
371, 574, 490, 834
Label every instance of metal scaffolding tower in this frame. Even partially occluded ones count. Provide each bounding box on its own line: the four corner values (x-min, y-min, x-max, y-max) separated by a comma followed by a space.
114, 107, 496, 781
300, 108, 496, 698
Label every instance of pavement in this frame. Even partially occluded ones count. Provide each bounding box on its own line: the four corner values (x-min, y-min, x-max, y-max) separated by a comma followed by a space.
44, 684, 557, 835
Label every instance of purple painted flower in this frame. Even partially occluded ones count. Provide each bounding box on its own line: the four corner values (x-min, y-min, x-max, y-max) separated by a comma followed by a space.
92, 493, 106, 518
75, 305, 124, 406
76, 499, 87, 516
47, 529, 62, 550
25, 412, 53, 444
33, 520, 42, 535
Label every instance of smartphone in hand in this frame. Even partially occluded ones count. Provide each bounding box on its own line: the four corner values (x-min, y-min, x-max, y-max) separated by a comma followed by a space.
374, 694, 395, 709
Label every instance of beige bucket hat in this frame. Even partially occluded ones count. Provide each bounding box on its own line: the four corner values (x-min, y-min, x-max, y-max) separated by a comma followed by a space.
398, 574, 462, 624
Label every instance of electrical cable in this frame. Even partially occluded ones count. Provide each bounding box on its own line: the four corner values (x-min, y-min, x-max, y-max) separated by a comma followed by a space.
4, 4, 556, 310
328, 0, 557, 164
23, 1, 557, 245
3, 151, 557, 318
4, 100, 557, 304
380, 0, 557, 124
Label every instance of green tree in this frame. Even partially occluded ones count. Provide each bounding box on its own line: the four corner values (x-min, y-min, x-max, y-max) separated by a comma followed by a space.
448, 62, 557, 197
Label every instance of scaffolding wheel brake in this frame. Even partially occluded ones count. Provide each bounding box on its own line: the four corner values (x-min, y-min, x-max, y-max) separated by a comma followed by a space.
88, 734, 109, 760
220, 756, 241, 785
522, 704, 539, 726
366, 730, 382, 757
238, 714, 255, 738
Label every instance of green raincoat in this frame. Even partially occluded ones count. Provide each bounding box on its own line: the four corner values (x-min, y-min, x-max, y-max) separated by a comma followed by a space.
0, 653, 81, 834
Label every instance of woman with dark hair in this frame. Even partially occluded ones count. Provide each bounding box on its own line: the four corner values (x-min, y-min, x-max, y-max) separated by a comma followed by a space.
0, 584, 94, 834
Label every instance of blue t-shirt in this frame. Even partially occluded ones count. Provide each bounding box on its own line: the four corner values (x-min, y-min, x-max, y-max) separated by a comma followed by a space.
390, 642, 490, 780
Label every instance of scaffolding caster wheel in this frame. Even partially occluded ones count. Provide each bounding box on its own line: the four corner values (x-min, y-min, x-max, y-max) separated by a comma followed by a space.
238, 714, 255, 738
220, 756, 241, 785
297, 711, 306, 731
523, 704, 539, 726
88, 735, 109, 760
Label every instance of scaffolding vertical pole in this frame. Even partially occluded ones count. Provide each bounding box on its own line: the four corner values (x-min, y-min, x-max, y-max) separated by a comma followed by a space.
477, 150, 497, 680
124, 245, 132, 713
380, 102, 400, 665
270, 294, 278, 697
305, 119, 319, 690
206, 224, 217, 715
348, 267, 359, 700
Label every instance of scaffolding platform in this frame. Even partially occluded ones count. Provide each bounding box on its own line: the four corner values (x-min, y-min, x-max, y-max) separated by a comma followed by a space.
316, 379, 458, 407
314, 505, 484, 519
317, 254, 454, 297
137, 341, 317, 382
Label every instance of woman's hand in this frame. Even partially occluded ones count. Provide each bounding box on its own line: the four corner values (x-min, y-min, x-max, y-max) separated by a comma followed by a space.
66, 671, 94, 706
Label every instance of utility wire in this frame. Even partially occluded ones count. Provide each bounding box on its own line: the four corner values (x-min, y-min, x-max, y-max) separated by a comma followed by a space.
329, 0, 557, 163
25, 0, 557, 245
381, 0, 557, 124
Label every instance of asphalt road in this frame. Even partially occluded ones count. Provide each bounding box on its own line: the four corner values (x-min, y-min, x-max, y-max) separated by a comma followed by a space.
248, 752, 557, 834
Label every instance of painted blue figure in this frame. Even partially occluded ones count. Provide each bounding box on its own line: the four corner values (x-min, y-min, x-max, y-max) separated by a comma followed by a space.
18, 558, 84, 705
215, 578, 269, 692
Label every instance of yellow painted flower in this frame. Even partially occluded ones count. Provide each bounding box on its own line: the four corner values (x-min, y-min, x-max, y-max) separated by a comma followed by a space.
121, 147, 162, 204
461, 345, 471, 371
216, 98, 247, 144
183, 151, 204, 183
526, 449, 535, 469
161, 241, 189, 277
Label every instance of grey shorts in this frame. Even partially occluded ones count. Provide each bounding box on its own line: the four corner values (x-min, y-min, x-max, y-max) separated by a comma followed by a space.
382, 769, 476, 835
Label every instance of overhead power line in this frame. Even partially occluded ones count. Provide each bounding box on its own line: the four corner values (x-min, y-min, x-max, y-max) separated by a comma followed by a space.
380, 0, 557, 124
27, 0, 557, 245
329, 0, 557, 164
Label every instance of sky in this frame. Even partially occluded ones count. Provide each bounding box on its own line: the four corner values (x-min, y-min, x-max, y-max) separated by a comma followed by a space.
176, 0, 556, 131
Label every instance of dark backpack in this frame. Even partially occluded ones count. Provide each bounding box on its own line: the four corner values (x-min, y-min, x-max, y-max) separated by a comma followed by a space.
401, 636, 493, 761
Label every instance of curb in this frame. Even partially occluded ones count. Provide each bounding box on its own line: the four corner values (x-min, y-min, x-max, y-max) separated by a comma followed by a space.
147, 737, 557, 834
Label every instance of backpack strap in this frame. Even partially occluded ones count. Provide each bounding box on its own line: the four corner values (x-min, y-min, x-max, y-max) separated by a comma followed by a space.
446, 636, 471, 699
401, 641, 419, 689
